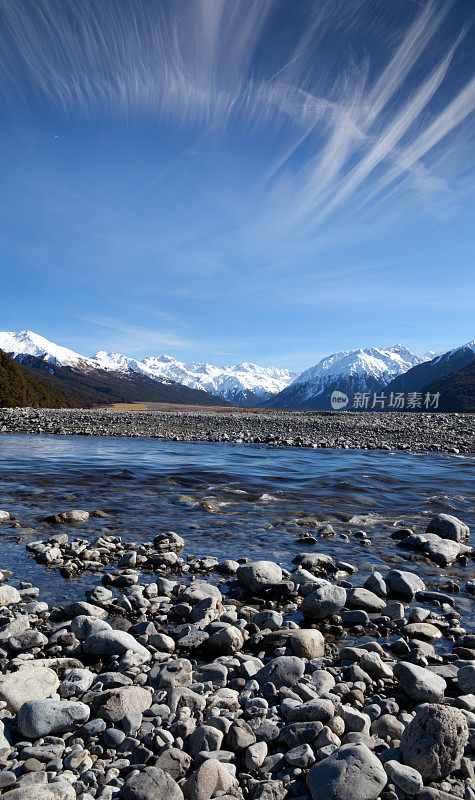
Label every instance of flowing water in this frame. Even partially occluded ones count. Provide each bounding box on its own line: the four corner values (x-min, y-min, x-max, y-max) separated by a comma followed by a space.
0, 434, 473, 618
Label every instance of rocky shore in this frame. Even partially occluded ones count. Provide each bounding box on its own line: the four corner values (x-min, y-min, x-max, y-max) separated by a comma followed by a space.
0, 507, 473, 800
0, 408, 474, 452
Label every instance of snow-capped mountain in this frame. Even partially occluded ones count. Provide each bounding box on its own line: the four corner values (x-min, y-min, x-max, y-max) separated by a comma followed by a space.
94, 351, 297, 405
0, 330, 94, 369
0, 331, 297, 406
265, 346, 429, 410
4, 330, 470, 411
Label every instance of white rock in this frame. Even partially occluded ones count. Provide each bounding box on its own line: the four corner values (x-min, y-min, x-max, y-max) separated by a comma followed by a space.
0, 665, 60, 712
0, 586, 20, 607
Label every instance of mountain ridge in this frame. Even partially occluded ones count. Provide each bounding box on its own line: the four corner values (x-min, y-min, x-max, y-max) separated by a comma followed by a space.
384, 341, 475, 396
1, 330, 473, 411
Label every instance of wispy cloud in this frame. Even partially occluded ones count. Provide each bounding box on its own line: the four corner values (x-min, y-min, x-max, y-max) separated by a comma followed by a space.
77, 316, 198, 355
0, 0, 474, 260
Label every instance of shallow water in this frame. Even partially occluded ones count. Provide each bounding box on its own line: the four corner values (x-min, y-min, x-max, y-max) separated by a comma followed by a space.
0, 434, 473, 613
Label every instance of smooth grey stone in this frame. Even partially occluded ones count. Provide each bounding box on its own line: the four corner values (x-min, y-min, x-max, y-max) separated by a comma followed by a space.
120, 765, 183, 800
385, 760, 423, 795
89, 686, 152, 723
280, 721, 323, 747
284, 699, 334, 723
307, 742, 387, 800
193, 663, 228, 688
180, 581, 221, 604
70, 615, 112, 640
188, 725, 224, 756
426, 513, 470, 542
83, 629, 150, 660
149, 658, 192, 689
236, 561, 283, 593
59, 669, 94, 698
104, 727, 127, 748
386, 570, 425, 599
155, 747, 191, 780
18, 699, 90, 738
364, 572, 387, 598
285, 742, 315, 768
301, 584, 346, 619
255, 656, 304, 688
394, 661, 446, 703
346, 588, 386, 612
253, 610, 283, 631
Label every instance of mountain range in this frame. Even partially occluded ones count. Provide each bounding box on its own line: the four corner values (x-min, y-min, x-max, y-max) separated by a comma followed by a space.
0, 331, 295, 407
0, 330, 473, 411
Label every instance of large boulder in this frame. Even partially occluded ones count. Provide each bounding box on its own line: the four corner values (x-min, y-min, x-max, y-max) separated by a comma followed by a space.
426, 513, 470, 542
18, 698, 90, 738
400, 704, 469, 779
0, 665, 60, 712
301, 584, 346, 619
237, 561, 283, 593
83, 629, 151, 660
120, 766, 183, 800
394, 661, 446, 703
307, 742, 387, 800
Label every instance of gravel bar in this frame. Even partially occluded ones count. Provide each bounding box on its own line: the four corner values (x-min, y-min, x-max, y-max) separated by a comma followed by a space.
0, 408, 474, 453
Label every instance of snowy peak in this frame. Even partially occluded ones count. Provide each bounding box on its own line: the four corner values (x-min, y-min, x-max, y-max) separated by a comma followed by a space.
93, 351, 297, 402
0, 330, 92, 368
266, 344, 430, 409
292, 345, 427, 397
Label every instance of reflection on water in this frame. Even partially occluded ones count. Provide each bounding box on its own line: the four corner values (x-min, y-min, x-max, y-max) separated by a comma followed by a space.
0, 434, 473, 607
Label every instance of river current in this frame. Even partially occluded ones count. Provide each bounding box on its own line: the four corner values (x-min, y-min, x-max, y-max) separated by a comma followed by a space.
0, 435, 473, 617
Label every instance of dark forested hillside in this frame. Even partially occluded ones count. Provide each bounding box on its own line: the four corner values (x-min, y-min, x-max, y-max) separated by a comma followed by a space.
421, 363, 475, 413
12, 353, 229, 408
0, 349, 69, 407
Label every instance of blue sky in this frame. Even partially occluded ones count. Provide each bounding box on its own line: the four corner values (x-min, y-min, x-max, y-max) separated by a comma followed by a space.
0, 0, 474, 371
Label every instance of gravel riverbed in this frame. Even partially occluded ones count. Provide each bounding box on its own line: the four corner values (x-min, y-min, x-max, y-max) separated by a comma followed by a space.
0, 408, 474, 453
0, 502, 473, 800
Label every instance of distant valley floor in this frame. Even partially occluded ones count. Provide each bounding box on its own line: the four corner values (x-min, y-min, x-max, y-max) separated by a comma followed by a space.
0, 407, 473, 453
